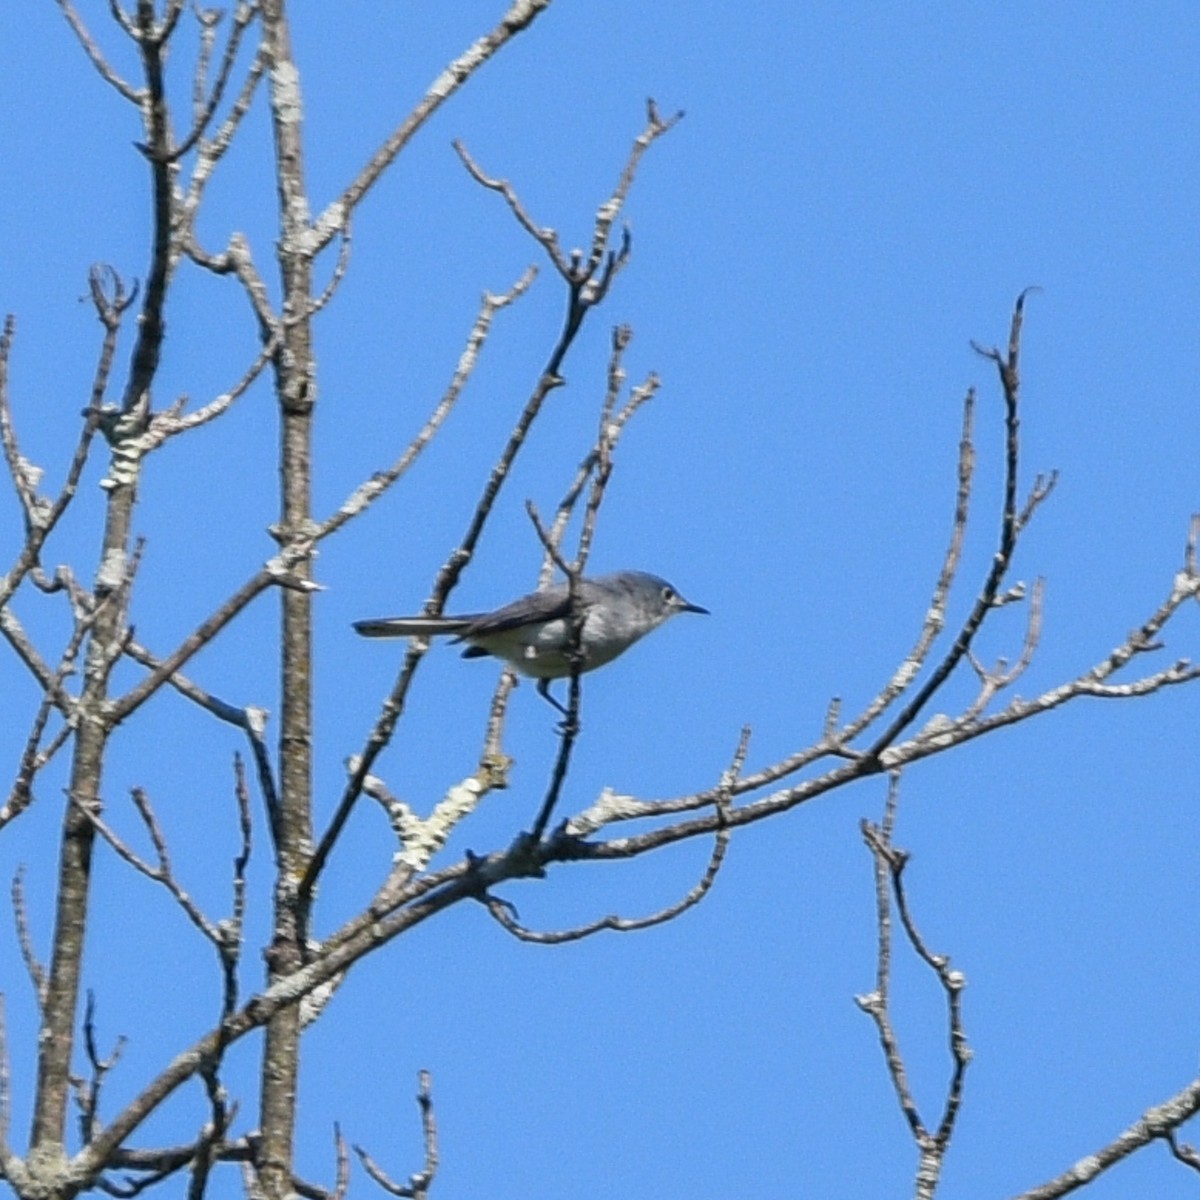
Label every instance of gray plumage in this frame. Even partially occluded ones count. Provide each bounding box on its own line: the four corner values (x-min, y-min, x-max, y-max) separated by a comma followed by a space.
354, 571, 707, 689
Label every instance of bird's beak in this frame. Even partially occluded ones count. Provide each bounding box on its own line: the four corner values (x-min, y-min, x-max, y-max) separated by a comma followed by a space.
682, 600, 709, 615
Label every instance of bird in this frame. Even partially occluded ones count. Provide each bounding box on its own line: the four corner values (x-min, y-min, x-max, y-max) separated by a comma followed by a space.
354, 569, 707, 713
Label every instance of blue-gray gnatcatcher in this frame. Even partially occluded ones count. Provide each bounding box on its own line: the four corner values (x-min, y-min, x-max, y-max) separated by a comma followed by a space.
354, 570, 707, 712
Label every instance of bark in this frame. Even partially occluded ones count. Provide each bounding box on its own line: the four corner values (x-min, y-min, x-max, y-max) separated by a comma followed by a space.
258, 5, 315, 1196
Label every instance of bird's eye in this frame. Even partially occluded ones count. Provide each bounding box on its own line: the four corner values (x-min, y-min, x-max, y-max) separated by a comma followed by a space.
662, 586, 676, 603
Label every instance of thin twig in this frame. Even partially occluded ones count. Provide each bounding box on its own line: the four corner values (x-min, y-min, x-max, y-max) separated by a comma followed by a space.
453, 142, 570, 274
868, 290, 1037, 756
0, 316, 43, 525
106, 0, 138, 40
155, 0, 187, 45
188, 1062, 238, 1200
1018, 470, 1058, 531
585, 99, 683, 280
122, 639, 280, 837
77, 990, 127, 1147
108, 567, 280, 723
0, 994, 12, 1162
528, 330, 652, 580
311, 0, 556, 251
12, 867, 48, 1009
56, 0, 144, 102
168, 1, 260, 162
229, 754, 253, 982
1166, 1131, 1200, 1173
316, 266, 536, 543
123, 638, 250, 725
328, 1123, 350, 1200
716, 386, 978, 794
2, 607, 92, 826
2, 720, 74, 830
855, 777, 921, 1137
525, 631, 582, 841
1, 268, 130, 608
100, 335, 280, 474
191, 6, 222, 121
519, 501, 585, 837
488, 728, 745, 942
963, 577, 1045, 719
304, 221, 353, 321
73, 788, 223, 946
179, 48, 267, 246
352, 1071, 439, 1199
856, 774, 971, 1199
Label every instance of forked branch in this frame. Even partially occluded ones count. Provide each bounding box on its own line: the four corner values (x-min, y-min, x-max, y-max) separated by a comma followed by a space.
856, 774, 971, 1199
868, 288, 1037, 756
352, 1072, 439, 1200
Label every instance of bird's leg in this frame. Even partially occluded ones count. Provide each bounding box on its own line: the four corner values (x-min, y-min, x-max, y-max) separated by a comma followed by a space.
536, 678, 581, 736
536, 678, 569, 717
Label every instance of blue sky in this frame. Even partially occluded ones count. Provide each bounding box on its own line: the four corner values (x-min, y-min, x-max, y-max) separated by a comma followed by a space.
2, 2, 1199, 1197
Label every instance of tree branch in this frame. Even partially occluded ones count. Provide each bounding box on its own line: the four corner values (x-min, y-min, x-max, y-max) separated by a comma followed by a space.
869, 289, 1038, 756
166, 1, 260, 163
315, 264, 537, 544
0, 266, 131, 610
56, 0, 144, 103
311, 0, 557, 251
487, 728, 742, 941
856, 775, 971, 1199
352, 1072, 438, 1200
1012, 1076, 1200, 1199
108, 567, 281, 724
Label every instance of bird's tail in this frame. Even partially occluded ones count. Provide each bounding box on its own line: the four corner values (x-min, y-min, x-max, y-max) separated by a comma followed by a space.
353, 616, 477, 638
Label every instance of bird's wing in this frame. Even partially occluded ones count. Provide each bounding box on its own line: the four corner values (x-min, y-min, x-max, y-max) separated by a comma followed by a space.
456, 583, 576, 639
353, 615, 479, 638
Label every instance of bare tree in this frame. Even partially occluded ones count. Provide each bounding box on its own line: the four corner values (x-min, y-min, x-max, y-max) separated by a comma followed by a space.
1, 5, 1198, 1199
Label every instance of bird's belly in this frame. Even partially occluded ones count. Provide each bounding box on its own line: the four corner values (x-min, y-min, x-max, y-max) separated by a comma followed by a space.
476, 616, 629, 679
